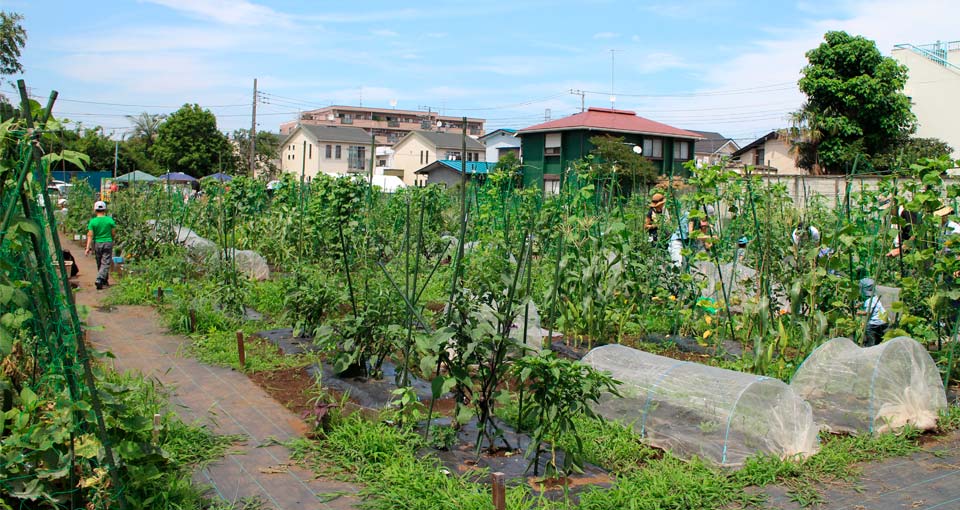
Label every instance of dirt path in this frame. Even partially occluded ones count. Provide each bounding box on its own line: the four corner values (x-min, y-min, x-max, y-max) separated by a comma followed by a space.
65, 239, 359, 510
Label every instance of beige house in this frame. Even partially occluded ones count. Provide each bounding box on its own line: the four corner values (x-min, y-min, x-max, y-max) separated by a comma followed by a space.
687, 130, 740, 167
892, 41, 960, 160
279, 105, 485, 145
279, 124, 374, 179
391, 131, 486, 185
731, 131, 804, 175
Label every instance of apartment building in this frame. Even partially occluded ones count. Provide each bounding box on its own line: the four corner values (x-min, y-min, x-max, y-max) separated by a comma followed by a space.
279, 105, 485, 145
892, 41, 960, 159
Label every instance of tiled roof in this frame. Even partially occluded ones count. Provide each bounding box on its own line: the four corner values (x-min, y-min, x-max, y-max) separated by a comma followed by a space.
410, 130, 485, 150
732, 131, 780, 157
517, 107, 702, 139
415, 160, 495, 175
297, 124, 372, 144
687, 130, 739, 155
479, 128, 517, 140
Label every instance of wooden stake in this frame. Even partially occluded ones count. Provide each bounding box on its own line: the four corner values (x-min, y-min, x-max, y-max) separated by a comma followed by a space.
156, 286, 164, 304
188, 309, 196, 333
236, 330, 245, 367
491, 472, 505, 510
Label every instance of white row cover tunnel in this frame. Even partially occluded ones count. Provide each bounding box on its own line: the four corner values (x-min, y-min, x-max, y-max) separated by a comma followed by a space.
790, 337, 947, 434
582, 345, 820, 467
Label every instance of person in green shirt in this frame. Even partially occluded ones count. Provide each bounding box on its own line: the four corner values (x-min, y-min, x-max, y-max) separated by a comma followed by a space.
85, 200, 116, 290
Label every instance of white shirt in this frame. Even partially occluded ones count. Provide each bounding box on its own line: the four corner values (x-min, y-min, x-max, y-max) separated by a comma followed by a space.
863, 296, 886, 326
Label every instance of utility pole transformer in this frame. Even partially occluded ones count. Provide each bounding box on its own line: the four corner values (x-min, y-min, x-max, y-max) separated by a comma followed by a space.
250, 78, 257, 176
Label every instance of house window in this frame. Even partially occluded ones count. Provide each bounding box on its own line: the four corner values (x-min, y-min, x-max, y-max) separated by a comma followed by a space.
335, 145, 342, 159
309, 144, 312, 159
545, 133, 561, 156
326, 145, 332, 158
348, 146, 366, 170
425, 150, 429, 162
643, 139, 663, 158
420, 150, 424, 165
446, 151, 461, 160
673, 141, 689, 160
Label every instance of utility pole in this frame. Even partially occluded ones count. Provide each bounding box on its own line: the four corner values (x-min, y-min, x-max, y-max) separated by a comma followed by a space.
250, 78, 257, 176
112, 131, 119, 178
569, 89, 586, 112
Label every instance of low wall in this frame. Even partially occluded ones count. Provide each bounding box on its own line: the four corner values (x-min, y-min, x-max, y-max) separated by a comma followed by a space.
758, 174, 958, 207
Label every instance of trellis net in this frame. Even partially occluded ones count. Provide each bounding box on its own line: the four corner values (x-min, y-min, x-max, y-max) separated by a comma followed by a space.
1, 85, 123, 508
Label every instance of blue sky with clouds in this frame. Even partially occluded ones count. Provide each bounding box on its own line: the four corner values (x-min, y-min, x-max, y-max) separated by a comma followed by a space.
5, 0, 959, 143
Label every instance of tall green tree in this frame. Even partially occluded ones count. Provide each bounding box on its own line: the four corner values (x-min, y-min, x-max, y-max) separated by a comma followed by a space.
794, 31, 915, 174
0, 11, 26, 81
150, 104, 230, 177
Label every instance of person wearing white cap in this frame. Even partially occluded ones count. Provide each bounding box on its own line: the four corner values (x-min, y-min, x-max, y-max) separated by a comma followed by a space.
85, 201, 116, 290
857, 278, 887, 347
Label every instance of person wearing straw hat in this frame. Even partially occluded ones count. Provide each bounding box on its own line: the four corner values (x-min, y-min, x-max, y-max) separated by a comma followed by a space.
935, 205, 960, 243
85, 200, 116, 290
644, 192, 668, 243
857, 278, 887, 347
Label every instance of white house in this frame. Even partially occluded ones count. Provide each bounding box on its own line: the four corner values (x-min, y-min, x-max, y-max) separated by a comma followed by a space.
279, 124, 375, 179
478, 128, 520, 164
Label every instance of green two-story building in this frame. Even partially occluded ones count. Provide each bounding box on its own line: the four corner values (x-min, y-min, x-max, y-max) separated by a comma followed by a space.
516, 107, 702, 191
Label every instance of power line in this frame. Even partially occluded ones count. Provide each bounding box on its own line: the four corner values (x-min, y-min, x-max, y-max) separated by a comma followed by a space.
582, 81, 798, 98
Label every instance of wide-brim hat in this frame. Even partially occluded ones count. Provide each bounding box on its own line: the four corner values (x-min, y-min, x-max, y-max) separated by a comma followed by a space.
649, 193, 666, 207
935, 206, 954, 218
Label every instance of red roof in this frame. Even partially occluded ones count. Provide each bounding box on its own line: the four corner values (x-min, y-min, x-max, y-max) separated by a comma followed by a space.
517, 107, 702, 139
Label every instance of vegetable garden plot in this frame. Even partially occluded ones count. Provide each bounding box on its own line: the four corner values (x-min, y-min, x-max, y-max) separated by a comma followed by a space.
582, 345, 819, 467
790, 337, 947, 434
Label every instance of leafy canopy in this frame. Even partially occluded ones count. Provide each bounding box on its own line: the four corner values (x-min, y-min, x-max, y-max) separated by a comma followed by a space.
150, 104, 231, 178
0, 11, 26, 80
794, 31, 915, 174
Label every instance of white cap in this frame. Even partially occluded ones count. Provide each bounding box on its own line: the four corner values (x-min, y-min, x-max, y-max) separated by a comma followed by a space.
94, 200, 107, 211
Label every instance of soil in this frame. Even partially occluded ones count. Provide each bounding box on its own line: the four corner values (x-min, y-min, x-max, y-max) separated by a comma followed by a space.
248, 366, 316, 418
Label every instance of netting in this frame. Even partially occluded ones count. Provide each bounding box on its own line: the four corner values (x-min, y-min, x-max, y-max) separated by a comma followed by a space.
582, 344, 819, 466
161, 222, 270, 280
790, 336, 947, 434
1, 86, 124, 507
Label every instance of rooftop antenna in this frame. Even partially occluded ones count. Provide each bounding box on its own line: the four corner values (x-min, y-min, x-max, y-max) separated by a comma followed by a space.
544, 108, 551, 121
359, 86, 363, 107
390, 98, 397, 109
610, 49, 621, 109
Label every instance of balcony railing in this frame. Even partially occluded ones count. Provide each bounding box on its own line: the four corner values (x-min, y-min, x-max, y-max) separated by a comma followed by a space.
387, 120, 400, 127
340, 117, 353, 125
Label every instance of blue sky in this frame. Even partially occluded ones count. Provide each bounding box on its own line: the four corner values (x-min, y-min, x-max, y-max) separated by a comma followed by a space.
5, 0, 959, 143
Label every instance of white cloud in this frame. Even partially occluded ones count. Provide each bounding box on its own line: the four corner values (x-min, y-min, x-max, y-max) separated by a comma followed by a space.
142, 0, 293, 27
593, 32, 620, 40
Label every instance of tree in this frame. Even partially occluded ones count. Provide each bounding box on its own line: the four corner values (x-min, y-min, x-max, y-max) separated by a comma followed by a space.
794, 31, 915, 174
126, 112, 166, 148
589, 135, 658, 188
872, 137, 953, 173
230, 128, 280, 177
0, 11, 26, 81
150, 104, 231, 178
51, 126, 136, 174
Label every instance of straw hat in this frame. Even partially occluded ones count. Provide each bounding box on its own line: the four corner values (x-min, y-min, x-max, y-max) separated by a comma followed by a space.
934, 206, 954, 218
649, 192, 666, 207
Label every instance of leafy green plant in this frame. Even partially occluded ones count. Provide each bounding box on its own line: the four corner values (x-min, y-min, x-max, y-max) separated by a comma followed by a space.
512, 351, 621, 477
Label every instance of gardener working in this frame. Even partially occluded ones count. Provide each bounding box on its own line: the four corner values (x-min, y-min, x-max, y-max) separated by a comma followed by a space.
85, 200, 116, 290
857, 278, 887, 347
644, 192, 667, 243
